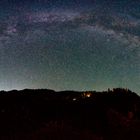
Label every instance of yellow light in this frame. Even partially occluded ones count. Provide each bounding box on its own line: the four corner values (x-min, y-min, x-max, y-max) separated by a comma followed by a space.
82, 92, 91, 98
86, 94, 91, 97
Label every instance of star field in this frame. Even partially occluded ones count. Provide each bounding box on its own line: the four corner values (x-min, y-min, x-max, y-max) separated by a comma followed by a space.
0, 0, 139, 94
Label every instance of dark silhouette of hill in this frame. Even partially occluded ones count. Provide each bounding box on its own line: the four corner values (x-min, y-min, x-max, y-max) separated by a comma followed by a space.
0, 88, 139, 140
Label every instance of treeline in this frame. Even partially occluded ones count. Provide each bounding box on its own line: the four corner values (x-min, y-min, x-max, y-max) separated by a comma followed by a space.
0, 88, 139, 140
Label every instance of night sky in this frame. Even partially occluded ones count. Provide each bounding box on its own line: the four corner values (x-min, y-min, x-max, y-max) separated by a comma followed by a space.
0, 0, 140, 94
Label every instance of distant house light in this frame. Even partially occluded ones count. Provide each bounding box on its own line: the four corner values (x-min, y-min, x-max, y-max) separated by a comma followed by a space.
86, 93, 91, 97
73, 98, 77, 101
82, 92, 92, 98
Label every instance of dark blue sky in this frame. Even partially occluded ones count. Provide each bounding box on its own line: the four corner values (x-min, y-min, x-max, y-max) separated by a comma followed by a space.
0, 0, 139, 94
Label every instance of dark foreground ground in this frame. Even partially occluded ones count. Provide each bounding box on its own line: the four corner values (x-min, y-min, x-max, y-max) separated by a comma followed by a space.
0, 88, 140, 140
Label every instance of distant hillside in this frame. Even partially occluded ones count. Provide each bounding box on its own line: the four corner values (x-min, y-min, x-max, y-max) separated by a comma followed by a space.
0, 88, 139, 140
